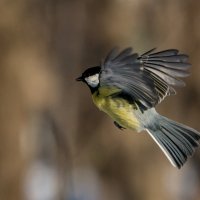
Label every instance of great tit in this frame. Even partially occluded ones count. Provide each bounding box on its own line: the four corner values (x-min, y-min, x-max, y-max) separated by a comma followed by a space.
76, 47, 200, 168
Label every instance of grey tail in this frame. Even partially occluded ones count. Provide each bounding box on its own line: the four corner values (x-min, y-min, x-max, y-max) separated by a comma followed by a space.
146, 116, 200, 169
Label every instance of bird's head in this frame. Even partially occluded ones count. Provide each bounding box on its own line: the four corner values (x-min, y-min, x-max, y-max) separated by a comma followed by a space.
76, 66, 101, 92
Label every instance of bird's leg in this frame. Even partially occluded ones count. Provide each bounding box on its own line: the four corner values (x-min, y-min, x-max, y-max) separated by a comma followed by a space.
114, 121, 126, 130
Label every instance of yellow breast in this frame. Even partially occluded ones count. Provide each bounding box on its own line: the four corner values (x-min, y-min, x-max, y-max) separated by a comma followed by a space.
92, 90, 140, 131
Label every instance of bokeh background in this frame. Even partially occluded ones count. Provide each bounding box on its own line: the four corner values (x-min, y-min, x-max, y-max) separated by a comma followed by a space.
0, 0, 200, 200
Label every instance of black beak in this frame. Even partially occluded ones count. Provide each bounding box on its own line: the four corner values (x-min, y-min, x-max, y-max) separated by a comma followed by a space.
76, 76, 83, 81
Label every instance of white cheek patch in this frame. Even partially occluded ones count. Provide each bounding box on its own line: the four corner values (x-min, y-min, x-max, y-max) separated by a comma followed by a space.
85, 74, 99, 87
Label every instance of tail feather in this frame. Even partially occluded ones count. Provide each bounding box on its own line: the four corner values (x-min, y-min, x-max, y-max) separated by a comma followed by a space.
146, 117, 200, 168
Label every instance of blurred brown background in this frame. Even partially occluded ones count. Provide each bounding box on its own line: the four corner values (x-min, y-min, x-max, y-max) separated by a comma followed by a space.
0, 0, 200, 200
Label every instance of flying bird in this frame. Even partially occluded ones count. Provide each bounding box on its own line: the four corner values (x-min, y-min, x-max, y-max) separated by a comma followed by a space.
76, 47, 200, 168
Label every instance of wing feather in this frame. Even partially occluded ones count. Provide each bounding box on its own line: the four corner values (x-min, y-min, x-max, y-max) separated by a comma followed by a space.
100, 47, 191, 109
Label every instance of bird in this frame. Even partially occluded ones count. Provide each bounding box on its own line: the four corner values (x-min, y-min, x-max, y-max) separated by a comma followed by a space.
76, 47, 200, 169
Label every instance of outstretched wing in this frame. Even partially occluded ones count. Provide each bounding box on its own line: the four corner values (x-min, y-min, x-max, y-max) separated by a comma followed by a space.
100, 47, 190, 109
